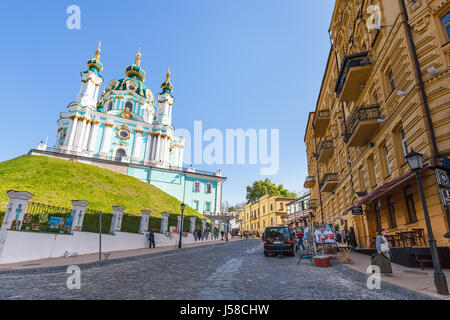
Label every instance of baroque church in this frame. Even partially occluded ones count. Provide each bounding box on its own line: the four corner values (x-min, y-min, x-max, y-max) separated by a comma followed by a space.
33, 43, 225, 215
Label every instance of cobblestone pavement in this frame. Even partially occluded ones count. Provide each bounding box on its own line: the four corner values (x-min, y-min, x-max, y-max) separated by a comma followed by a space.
0, 239, 433, 300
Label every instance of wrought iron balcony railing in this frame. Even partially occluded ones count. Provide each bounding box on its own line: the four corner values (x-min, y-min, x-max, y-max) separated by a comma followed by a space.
335, 51, 371, 94
344, 104, 381, 143
319, 173, 339, 190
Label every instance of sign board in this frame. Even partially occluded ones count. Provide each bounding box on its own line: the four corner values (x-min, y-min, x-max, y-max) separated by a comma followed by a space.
352, 207, 363, 215
436, 169, 450, 208
440, 189, 450, 207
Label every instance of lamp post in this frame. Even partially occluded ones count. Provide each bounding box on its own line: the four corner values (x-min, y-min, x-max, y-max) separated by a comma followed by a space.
405, 149, 449, 295
178, 203, 186, 249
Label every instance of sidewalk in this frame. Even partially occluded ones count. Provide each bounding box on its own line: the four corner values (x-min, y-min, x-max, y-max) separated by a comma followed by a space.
344, 251, 450, 300
0, 238, 241, 272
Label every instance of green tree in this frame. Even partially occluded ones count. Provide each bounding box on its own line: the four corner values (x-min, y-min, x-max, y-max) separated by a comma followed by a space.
245, 179, 297, 204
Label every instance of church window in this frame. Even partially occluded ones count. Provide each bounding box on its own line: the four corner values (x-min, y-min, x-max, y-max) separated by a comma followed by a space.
194, 181, 200, 192
125, 101, 134, 112
107, 101, 113, 111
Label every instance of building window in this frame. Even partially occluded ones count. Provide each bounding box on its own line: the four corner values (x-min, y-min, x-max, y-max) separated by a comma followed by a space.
388, 69, 395, 92
359, 166, 366, 190
442, 12, 450, 40
370, 158, 377, 186
193, 200, 199, 210
194, 181, 200, 192
387, 196, 397, 228
263, 206, 265, 214
270, 204, 273, 211
385, 146, 392, 176
400, 129, 408, 156
279, 203, 284, 211
404, 186, 418, 224
271, 217, 273, 225
107, 101, 113, 111
125, 101, 134, 112
205, 183, 212, 194
205, 202, 211, 212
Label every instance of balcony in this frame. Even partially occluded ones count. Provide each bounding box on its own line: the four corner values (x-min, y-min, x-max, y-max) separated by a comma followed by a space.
313, 110, 331, 138
317, 140, 334, 163
303, 176, 316, 189
335, 52, 373, 102
308, 199, 318, 209
344, 104, 381, 147
320, 173, 339, 192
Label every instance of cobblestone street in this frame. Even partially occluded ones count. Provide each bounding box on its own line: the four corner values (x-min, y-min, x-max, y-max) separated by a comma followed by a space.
0, 239, 433, 300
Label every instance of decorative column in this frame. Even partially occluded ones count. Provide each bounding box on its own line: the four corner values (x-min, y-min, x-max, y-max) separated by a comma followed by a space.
131, 128, 143, 161
190, 216, 196, 233
64, 115, 79, 149
144, 132, 153, 162
177, 215, 182, 233
81, 119, 92, 151
1, 191, 34, 231
100, 122, 114, 155
161, 212, 169, 233
201, 218, 206, 232
71, 200, 89, 232
72, 116, 88, 151
87, 120, 100, 152
154, 134, 161, 162
139, 210, 151, 234
110, 206, 125, 234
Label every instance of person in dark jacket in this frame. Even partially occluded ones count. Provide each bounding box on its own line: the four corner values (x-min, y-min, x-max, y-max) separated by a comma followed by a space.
372, 229, 393, 276
348, 227, 357, 248
148, 229, 155, 248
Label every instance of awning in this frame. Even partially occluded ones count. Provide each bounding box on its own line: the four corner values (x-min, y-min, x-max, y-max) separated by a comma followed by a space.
343, 171, 415, 215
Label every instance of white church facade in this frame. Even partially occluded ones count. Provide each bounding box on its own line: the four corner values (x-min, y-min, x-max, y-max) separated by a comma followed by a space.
33, 43, 225, 215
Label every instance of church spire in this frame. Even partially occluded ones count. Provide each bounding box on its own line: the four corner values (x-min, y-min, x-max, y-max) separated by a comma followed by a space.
87, 41, 103, 74
125, 48, 146, 82
160, 66, 173, 93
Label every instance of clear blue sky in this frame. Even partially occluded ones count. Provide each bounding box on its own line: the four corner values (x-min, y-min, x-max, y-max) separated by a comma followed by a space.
0, 0, 334, 205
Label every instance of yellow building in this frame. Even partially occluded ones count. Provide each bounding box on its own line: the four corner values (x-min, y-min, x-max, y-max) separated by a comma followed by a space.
241, 195, 296, 235
304, 0, 450, 253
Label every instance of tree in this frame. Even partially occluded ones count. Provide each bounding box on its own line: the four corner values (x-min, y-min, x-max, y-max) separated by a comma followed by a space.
245, 179, 297, 204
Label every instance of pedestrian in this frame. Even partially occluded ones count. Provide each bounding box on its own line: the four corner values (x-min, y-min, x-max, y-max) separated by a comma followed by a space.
372, 229, 393, 276
213, 229, 217, 240
297, 230, 305, 251
193, 229, 198, 242
348, 227, 357, 248
148, 229, 155, 248
220, 229, 224, 240
197, 227, 202, 242
335, 230, 342, 244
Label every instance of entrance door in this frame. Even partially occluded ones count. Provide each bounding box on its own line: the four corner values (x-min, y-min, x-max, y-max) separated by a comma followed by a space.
115, 149, 126, 162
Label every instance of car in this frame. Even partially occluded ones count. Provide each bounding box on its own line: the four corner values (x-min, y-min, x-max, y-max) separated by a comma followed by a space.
262, 226, 295, 257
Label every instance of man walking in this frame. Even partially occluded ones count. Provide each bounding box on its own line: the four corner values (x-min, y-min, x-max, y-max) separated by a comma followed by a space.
148, 229, 155, 248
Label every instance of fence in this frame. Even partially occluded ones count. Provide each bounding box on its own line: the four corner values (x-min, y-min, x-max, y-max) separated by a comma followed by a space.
21, 202, 74, 234
83, 208, 113, 234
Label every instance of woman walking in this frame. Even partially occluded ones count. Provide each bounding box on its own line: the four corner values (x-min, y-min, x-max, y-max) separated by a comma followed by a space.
372, 229, 393, 276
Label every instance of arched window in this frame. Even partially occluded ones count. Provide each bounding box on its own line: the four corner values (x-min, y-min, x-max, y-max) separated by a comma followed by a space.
125, 101, 133, 112
107, 101, 113, 112
115, 148, 126, 162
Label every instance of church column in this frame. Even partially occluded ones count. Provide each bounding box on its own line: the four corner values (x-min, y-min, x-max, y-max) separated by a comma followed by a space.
144, 132, 152, 162
131, 128, 143, 161
151, 135, 157, 161
154, 134, 161, 162
87, 120, 100, 152
72, 116, 88, 151
81, 119, 92, 151
64, 115, 78, 150
100, 122, 114, 155
161, 136, 168, 163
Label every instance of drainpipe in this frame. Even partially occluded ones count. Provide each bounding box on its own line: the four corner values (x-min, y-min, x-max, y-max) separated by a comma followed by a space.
399, 0, 439, 167
314, 138, 324, 225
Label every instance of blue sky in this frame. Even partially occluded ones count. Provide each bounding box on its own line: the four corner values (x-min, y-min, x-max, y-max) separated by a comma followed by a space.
0, 0, 334, 205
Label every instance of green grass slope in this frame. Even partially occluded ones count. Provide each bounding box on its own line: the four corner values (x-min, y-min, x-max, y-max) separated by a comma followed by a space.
0, 155, 204, 219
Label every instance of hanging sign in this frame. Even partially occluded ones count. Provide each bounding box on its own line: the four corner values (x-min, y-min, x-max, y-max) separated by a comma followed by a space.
352, 207, 363, 215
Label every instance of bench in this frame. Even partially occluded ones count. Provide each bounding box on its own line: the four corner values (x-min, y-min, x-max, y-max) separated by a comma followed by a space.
414, 252, 432, 270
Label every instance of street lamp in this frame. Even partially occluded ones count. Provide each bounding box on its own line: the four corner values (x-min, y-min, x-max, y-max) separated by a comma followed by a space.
178, 203, 186, 249
405, 149, 449, 295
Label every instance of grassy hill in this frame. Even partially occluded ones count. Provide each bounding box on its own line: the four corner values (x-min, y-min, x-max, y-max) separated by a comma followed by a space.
0, 155, 204, 219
